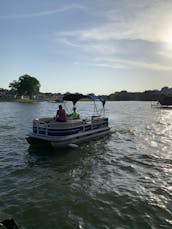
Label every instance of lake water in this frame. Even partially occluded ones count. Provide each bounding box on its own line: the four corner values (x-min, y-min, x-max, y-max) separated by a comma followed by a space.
0, 101, 172, 228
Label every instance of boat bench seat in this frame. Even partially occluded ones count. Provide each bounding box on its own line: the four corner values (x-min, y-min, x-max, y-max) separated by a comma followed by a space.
48, 119, 83, 129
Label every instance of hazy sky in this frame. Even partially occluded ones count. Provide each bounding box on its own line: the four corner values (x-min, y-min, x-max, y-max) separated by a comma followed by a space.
1, 0, 172, 94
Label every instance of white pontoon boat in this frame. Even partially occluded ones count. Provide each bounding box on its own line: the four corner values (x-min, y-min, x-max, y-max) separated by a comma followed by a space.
26, 93, 110, 148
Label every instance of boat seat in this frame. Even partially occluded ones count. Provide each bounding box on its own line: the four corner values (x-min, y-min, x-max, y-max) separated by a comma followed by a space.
48, 119, 83, 128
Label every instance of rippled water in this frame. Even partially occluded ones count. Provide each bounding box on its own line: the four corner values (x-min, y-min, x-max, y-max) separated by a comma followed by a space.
0, 101, 172, 228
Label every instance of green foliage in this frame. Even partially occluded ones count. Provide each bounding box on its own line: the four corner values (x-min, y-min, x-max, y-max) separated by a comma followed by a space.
9, 74, 40, 98
108, 90, 160, 101
15, 98, 36, 103
9, 80, 19, 93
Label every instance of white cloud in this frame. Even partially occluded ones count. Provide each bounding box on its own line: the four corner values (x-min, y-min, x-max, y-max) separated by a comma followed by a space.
92, 57, 172, 71
53, 0, 172, 72
0, 4, 84, 19
59, 1, 172, 43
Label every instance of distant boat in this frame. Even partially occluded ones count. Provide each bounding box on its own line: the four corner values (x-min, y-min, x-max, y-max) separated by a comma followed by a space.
158, 94, 172, 106
152, 88, 172, 108
26, 93, 110, 148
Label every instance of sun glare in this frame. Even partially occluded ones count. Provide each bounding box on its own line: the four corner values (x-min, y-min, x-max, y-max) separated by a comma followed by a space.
164, 31, 172, 47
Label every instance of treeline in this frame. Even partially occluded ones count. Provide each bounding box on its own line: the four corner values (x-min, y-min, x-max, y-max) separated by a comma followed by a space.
107, 90, 161, 101
0, 88, 166, 102
0, 73, 170, 102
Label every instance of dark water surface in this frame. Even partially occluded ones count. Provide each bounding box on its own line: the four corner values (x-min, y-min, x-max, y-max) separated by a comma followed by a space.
0, 101, 172, 228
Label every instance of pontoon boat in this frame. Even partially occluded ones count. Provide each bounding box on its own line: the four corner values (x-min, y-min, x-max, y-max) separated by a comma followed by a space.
26, 93, 110, 148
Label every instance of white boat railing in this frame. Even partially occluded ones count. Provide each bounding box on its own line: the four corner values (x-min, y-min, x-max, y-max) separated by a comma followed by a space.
33, 115, 108, 137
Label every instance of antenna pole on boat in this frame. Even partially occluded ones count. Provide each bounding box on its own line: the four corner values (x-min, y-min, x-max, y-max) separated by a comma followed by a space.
93, 100, 99, 115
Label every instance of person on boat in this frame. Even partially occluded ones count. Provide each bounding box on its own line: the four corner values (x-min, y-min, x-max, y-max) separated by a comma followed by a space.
71, 107, 80, 119
55, 105, 67, 122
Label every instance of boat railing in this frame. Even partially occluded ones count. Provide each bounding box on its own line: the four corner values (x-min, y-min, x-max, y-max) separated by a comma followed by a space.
33, 115, 108, 136
33, 117, 87, 135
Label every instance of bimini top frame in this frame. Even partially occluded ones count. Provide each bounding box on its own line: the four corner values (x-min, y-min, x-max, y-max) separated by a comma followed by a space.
62, 93, 107, 116
63, 93, 106, 106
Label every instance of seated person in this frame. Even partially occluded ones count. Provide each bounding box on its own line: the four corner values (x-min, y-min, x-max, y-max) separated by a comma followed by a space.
55, 105, 67, 122
71, 107, 80, 119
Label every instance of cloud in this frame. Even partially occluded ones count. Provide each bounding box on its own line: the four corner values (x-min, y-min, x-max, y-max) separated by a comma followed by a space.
0, 4, 84, 19
54, 0, 172, 71
92, 57, 172, 71
59, 1, 172, 43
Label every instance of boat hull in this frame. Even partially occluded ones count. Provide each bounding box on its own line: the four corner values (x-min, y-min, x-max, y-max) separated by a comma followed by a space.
26, 127, 110, 148
158, 94, 172, 106
26, 136, 51, 146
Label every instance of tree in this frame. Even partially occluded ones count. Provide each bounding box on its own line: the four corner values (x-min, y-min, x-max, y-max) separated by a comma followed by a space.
9, 74, 40, 98
9, 80, 19, 95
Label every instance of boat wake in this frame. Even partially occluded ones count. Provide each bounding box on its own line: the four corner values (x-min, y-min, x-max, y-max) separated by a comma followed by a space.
110, 127, 135, 135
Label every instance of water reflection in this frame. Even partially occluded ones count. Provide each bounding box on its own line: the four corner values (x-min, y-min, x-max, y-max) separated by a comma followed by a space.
1, 101, 172, 228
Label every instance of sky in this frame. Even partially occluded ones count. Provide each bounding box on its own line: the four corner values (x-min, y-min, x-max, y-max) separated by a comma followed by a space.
1, 0, 172, 94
